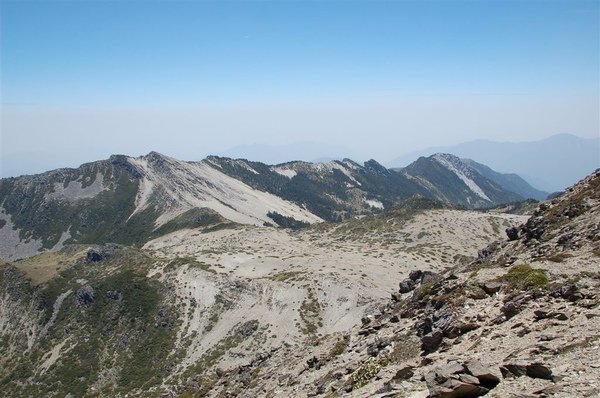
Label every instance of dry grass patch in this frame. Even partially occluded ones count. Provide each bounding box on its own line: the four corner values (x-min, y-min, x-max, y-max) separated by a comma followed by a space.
12, 246, 87, 285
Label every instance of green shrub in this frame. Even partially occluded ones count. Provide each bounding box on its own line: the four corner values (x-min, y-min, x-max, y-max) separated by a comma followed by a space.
350, 358, 381, 390
504, 264, 549, 290
329, 337, 349, 358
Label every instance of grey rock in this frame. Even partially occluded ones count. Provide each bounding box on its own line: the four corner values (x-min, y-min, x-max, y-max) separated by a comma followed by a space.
420, 271, 438, 286
481, 281, 502, 296
438, 381, 489, 397
534, 310, 568, 321
552, 312, 568, 321
392, 366, 414, 381
367, 338, 390, 357
421, 329, 444, 353
399, 279, 416, 293
464, 360, 501, 388
468, 287, 488, 300
439, 361, 465, 375
501, 362, 553, 381
458, 374, 480, 385
506, 226, 520, 241
75, 285, 94, 307
409, 270, 424, 281
555, 284, 582, 301
106, 290, 122, 301
501, 293, 533, 320
425, 362, 493, 398
526, 363, 554, 381
391, 292, 403, 302
534, 309, 550, 319
500, 364, 528, 378
477, 242, 499, 262
85, 243, 119, 263
236, 320, 259, 337
306, 356, 323, 370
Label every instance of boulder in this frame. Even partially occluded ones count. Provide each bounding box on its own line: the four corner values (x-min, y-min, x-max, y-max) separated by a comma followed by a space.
75, 285, 95, 307
367, 338, 390, 357
391, 292, 403, 302
534, 310, 568, 321
501, 293, 533, 320
526, 363, 554, 381
501, 363, 552, 380
521, 216, 547, 242
463, 360, 501, 388
553, 284, 582, 301
420, 271, 438, 286
506, 227, 520, 241
421, 329, 444, 353
392, 366, 414, 381
477, 242, 499, 262
431, 379, 489, 398
409, 270, 424, 281
481, 281, 503, 296
438, 361, 466, 376
533, 309, 549, 320
458, 374, 480, 385
399, 279, 416, 293
306, 356, 323, 370
85, 244, 119, 263
106, 290, 122, 301
236, 320, 259, 337
468, 286, 488, 300
500, 364, 527, 379
425, 361, 497, 398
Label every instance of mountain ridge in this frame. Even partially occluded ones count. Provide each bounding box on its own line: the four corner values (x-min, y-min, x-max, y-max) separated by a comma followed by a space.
387, 133, 600, 192
1, 151, 538, 261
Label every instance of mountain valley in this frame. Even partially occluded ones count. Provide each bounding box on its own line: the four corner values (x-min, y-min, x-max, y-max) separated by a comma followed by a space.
0, 154, 598, 398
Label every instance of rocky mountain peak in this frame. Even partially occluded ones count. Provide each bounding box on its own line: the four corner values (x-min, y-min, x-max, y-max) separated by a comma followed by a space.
0, 151, 550, 262
142, 150, 176, 167
363, 159, 390, 176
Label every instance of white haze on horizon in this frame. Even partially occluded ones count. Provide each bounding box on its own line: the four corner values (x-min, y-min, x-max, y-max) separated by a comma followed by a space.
1, 94, 598, 177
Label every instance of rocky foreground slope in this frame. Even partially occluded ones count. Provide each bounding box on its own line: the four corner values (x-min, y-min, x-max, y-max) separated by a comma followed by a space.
224, 169, 598, 398
0, 167, 596, 397
0, 197, 529, 397
162, 170, 598, 398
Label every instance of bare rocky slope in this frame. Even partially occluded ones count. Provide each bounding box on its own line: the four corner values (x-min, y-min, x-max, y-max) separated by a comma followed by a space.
163, 170, 600, 398
0, 169, 598, 397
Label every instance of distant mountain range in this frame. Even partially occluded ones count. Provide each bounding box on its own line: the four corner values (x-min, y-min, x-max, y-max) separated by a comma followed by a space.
398, 153, 547, 203
0, 152, 544, 260
217, 142, 358, 165
387, 133, 599, 192
462, 159, 548, 200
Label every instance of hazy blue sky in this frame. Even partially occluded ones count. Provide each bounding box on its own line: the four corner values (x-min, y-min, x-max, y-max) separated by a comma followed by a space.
1, 0, 599, 176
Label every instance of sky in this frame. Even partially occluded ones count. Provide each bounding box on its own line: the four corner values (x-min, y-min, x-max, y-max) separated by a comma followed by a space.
1, 0, 599, 176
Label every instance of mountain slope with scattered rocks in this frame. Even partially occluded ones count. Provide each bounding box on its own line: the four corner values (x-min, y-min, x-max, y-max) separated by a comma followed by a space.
0, 169, 597, 397
0, 196, 533, 398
